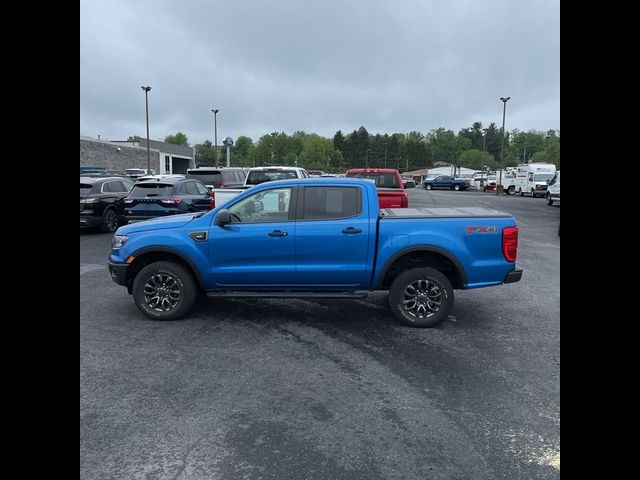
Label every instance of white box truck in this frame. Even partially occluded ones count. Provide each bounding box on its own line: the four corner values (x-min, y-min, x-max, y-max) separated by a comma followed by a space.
515, 163, 557, 197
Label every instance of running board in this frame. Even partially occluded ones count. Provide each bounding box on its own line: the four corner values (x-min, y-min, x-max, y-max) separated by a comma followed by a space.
206, 290, 369, 299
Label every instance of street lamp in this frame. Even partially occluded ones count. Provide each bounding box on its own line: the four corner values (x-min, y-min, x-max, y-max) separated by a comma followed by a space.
141, 86, 152, 171
211, 109, 219, 167
498, 96, 511, 195
482, 128, 489, 151
366, 148, 371, 168
271, 132, 278, 163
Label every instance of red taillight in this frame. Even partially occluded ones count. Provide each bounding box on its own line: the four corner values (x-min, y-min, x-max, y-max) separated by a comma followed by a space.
161, 197, 182, 205
210, 191, 215, 209
401, 194, 408, 208
502, 226, 518, 262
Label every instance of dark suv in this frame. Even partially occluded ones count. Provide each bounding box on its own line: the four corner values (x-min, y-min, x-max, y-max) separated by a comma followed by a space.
80, 176, 135, 232
185, 167, 248, 189
124, 177, 212, 223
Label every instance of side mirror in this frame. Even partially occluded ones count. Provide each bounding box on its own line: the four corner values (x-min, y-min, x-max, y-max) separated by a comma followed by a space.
215, 209, 231, 226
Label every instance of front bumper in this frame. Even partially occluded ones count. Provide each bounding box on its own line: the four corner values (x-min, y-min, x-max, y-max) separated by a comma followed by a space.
80, 214, 101, 227
504, 268, 523, 284
107, 261, 128, 286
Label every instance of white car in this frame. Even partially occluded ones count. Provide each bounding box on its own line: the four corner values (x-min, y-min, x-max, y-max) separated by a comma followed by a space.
546, 171, 560, 205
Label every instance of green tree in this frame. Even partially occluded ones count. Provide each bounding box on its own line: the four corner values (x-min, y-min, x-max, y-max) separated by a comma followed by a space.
459, 149, 496, 170
301, 134, 337, 169
164, 132, 189, 146
127, 135, 140, 142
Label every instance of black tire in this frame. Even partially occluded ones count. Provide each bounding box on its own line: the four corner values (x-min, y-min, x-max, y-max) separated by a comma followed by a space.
454, 184, 461, 191
531, 188, 536, 198
132, 261, 198, 320
100, 207, 119, 233
547, 193, 553, 206
426, 184, 432, 190
507, 186, 515, 195
388, 267, 454, 328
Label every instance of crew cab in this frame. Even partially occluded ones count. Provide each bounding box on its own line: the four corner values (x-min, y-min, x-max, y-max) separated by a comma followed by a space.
108, 178, 522, 328
423, 175, 470, 191
344, 168, 408, 208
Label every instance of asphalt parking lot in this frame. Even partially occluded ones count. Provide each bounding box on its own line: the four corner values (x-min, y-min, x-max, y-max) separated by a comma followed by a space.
80, 188, 560, 480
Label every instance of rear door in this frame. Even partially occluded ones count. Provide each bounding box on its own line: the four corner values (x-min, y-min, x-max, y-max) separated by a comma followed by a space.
208, 186, 297, 286
294, 185, 371, 286
192, 181, 213, 210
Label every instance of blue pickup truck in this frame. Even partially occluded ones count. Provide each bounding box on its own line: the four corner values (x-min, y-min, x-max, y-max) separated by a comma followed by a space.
108, 178, 521, 327
423, 175, 471, 191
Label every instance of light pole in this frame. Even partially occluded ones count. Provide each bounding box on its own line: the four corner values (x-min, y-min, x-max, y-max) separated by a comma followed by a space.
271, 132, 277, 164
498, 96, 510, 195
366, 148, 371, 168
141, 86, 152, 171
384, 140, 388, 168
482, 127, 488, 151
211, 109, 219, 167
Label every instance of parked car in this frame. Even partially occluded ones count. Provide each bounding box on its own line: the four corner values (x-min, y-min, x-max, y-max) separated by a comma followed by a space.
185, 167, 249, 190
546, 171, 560, 205
80, 176, 134, 232
245, 166, 310, 186
402, 177, 416, 188
307, 170, 325, 177
123, 177, 212, 223
125, 168, 157, 180
344, 168, 408, 208
514, 163, 556, 197
108, 178, 522, 327
423, 175, 470, 191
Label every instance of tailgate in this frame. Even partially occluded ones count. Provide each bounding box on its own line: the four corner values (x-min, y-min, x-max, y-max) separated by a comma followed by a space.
377, 188, 407, 208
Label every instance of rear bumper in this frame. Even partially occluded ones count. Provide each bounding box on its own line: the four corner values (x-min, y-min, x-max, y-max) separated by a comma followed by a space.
107, 261, 128, 286
504, 268, 523, 284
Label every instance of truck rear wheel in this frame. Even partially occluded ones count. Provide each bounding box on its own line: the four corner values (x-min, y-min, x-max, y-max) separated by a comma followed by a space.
389, 268, 454, 328
132, 261, 198, 320
507, 185, 515, 195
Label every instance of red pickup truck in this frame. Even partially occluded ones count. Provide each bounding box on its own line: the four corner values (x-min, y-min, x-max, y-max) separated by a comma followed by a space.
345, 168, 409, 208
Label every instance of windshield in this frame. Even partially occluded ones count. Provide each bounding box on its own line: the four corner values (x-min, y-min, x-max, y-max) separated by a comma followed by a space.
534, 173, 554, 182
347, 172, 400, 188
246, 170, 298, 185
80, 183, 94, 195
129, 183, 175, 197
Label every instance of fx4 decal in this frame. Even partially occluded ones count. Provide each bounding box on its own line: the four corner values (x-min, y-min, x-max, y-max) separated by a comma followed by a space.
466, 226, 498, 234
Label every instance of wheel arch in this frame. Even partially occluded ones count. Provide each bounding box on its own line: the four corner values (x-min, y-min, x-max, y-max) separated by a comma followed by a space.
377, 246, 467, 290
124, 247, 205, 293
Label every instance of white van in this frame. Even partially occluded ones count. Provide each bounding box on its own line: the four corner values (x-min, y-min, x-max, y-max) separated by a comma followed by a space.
515, 163, 557, 197
546, 171, 560, 205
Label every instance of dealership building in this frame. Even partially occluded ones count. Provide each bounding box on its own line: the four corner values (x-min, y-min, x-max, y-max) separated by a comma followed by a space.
80, 136, 196, 174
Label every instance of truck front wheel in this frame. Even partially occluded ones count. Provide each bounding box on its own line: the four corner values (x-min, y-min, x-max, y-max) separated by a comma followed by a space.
425, 184, 432, 190
454, 184, 461, 191
132, 261, 198, 320
389, 268, 454, 328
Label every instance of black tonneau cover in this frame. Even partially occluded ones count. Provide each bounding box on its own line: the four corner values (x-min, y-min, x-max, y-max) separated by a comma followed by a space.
380, 207, 512, 218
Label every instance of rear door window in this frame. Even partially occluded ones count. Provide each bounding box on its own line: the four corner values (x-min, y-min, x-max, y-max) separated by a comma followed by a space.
182, 182, 199, 195
301, 187, 361, 220
194, 182, 210, 195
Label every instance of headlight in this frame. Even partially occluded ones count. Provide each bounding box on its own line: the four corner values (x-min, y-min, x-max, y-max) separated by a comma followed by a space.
112, 235, 129, 248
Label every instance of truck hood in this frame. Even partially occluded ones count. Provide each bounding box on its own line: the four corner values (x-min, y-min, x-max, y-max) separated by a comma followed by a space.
116, 213, 200, 235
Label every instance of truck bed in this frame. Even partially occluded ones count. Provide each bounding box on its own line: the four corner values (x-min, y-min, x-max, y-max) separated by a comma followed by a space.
380, 206, 511, 218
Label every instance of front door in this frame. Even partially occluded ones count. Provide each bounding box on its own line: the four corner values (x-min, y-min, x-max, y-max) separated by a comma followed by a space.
208, 186, 296, 286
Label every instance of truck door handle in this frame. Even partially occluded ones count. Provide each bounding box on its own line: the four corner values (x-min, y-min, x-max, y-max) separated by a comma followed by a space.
268, 230, 288, 237
342, 227, 362, 234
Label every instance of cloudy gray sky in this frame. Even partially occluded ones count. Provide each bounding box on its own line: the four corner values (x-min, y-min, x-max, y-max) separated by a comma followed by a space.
80, 0, 559, 145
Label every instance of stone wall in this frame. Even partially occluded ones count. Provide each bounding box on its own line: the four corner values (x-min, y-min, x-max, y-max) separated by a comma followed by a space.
80, 139, 159, 171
